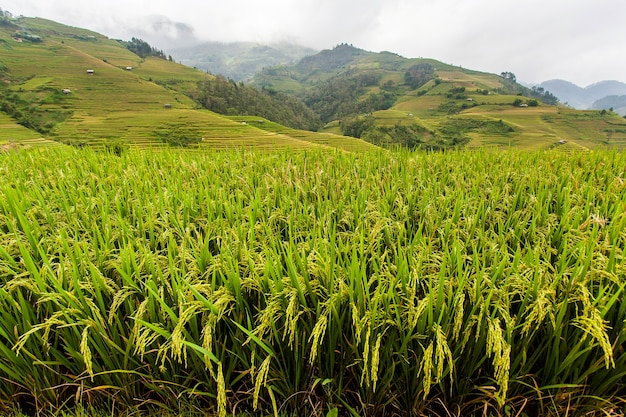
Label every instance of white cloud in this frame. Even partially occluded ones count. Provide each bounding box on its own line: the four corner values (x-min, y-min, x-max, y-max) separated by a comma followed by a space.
2, 0, 625, 86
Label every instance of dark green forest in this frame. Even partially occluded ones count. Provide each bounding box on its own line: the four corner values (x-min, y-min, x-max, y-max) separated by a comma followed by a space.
302, 70, 397, 123
124, 38, 170, 60
188, 75, 321, 131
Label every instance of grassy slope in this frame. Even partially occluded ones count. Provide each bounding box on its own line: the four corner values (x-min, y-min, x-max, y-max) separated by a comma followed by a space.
378, 70, 626, 150
4, 17, 625, 151
0, 110, 57, 149
0, 18, 369, 151
228, 116, 380, 151
256, 46, 626, 150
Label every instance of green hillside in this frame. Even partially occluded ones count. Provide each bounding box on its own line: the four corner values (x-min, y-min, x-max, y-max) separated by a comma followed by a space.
254, 44, 626, 150
3, 14, 625, 152
0, 17, 370, 151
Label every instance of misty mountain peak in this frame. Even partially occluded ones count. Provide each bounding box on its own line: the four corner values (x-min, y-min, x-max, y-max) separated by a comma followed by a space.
539, 79, 626, 110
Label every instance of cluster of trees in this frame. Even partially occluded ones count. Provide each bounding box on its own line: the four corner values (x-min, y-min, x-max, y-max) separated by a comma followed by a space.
296, 43, 369, 74
0, 87, 71, 134
527, 86, 559, 105
124, 38, 171, 60
513, 98, 539, 107
340, 115, 375, 138
0, 7, 13, 20
362, 123, 435, 149
500, 71, 558, 105
404, 63, 434, 89
340, 117, 439, 149
189, 75, 321, 131
302, 71, 396, 123
500, 71, 517, 83
14, 30, 42, 43
446, 86, 467, 99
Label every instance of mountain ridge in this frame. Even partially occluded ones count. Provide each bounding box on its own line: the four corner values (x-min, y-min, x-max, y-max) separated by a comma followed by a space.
168, 41, 317, 81
0, 15, 371, 151
249, 43, 626, 150
538, 79, 626, 113
2, 12, 626, 151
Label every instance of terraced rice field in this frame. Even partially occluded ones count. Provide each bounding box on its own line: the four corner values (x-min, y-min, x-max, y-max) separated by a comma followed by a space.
229, 117, 379, 152
1, 20, 370, 151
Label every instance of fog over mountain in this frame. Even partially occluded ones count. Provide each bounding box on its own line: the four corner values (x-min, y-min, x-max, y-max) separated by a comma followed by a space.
539, 80, 626, 114
4, 0, 626, 87
130, 15, 197, 49
168, 42, 317, 81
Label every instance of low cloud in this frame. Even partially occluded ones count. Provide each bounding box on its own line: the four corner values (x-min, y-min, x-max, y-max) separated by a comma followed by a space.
3, 0, 625, 86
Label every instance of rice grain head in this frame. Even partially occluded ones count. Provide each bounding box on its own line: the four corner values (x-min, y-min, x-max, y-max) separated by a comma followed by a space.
486, 318, 510, 405
371, 332, 382, 392
253, 355, 272, 410
217, 362, 227, 417
422, 341, 434, 399
80, 326, 94, 379
309, 313, 328, 364
360, 326, 371, 387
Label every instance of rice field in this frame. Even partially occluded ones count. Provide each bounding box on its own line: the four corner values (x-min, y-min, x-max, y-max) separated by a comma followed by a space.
0, 147, 625, 416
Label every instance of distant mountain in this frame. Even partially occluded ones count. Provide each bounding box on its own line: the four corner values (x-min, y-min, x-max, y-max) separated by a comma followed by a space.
168, 42, 317, 81
253, 44, 557, 120
590, 95, 626, 116
539, 79, 626, 110
102, 14, 201, 50
3, 12, 626, 151
250, 44, 598, 150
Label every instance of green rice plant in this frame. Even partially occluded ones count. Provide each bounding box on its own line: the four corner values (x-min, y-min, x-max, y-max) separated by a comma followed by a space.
0, 147, 625, 417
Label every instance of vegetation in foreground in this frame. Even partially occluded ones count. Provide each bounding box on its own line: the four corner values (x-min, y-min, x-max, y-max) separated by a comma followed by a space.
1, 148, 626, 417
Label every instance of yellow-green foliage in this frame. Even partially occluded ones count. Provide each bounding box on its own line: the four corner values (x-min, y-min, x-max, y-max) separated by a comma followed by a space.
1, 147, 626, 417
228, 116, 378, 152
377, 100, 626, 151
0, 114, 41, 142
4, 17, 626, 154
0, 21, 370, 151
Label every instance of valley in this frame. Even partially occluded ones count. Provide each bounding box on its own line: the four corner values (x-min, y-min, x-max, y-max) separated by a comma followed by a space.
2, 17, 626, 151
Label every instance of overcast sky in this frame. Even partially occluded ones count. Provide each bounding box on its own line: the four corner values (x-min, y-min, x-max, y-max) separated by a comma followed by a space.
3, 0, 625, 86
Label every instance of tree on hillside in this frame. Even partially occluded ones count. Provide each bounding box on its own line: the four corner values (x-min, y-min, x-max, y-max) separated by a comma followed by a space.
301, 71, 399, 123
529, 86, 558, 105
125, 38, 166, 59
189, 75, 321, 131
404, 63, 434, 89
0, 7, 14, 24
500, 71, 517, 83
296, 43, 368, 74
